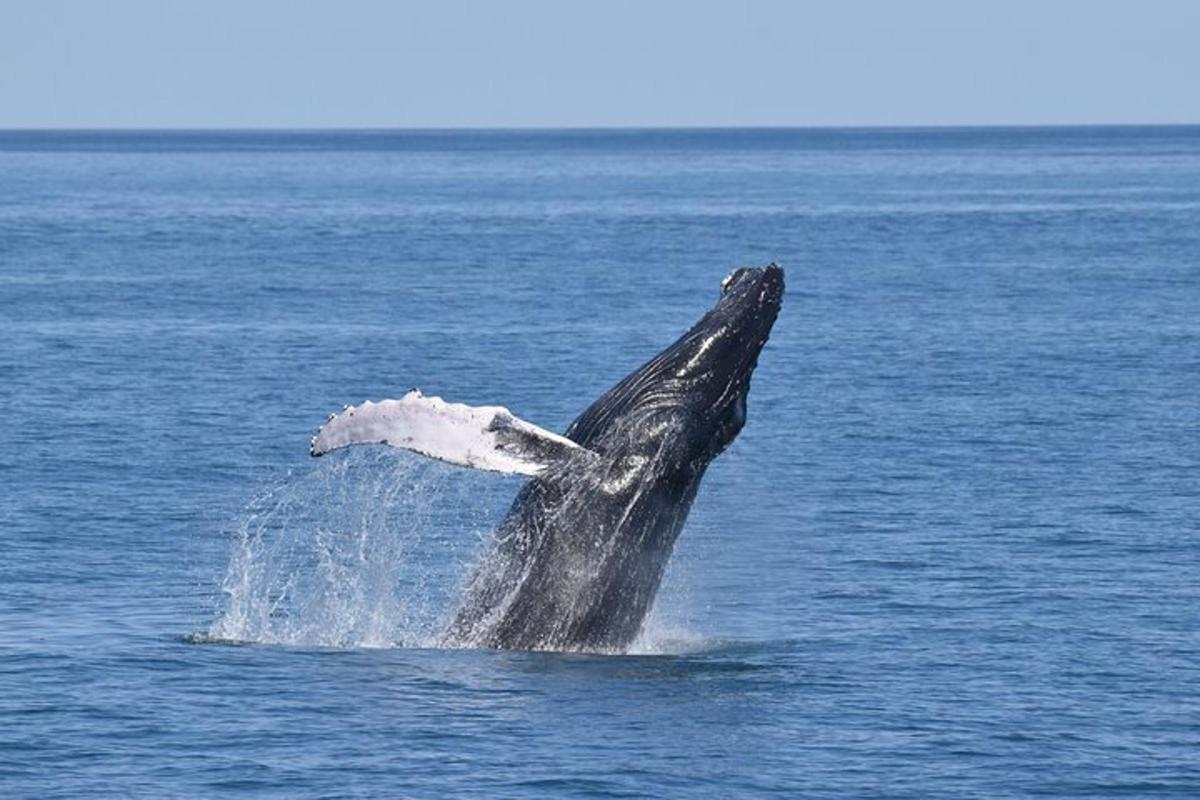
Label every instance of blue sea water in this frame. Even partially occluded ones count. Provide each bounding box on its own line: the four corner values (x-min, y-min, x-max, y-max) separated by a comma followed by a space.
1, 127, 1198, 798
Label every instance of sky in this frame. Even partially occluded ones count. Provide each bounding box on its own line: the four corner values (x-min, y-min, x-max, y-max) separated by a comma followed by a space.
1, 0, 1197, 128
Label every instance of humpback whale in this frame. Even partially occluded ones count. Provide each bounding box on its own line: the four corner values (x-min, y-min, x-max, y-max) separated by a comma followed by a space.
312, 264, 784, 652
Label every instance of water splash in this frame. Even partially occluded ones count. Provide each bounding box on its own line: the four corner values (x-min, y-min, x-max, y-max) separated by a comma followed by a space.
628, 546, 709, 655
206, 450, 504, 648
203, 446, 710, 655
628, 619, 711, 656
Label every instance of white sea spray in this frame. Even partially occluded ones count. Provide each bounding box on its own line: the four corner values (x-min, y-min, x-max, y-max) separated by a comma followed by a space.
207, 450, 502, 648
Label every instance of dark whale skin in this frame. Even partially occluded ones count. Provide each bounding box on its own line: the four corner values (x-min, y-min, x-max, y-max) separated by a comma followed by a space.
445, 265, 784, 653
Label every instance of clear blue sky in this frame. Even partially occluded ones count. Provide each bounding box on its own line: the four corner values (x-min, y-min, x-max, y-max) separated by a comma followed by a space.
2, 0, 1196, 128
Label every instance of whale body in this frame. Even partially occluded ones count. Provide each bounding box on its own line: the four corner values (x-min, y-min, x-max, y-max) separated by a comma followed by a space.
313, 265, 784, 652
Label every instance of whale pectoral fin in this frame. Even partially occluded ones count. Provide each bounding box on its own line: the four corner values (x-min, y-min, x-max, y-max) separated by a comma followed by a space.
485, 413, 595, 471
310, 389, 593, 477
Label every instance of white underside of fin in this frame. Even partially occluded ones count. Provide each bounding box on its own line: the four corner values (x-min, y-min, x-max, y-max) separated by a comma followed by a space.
310, 389, 583, 476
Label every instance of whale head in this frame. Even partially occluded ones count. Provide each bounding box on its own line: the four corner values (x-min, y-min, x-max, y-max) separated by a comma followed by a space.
565, 263, 784, 474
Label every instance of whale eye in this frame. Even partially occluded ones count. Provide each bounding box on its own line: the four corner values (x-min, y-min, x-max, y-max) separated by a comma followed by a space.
731, 392, 747, 430
711, 392, 748, 453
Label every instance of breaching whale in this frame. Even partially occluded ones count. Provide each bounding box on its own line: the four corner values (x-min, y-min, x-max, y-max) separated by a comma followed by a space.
311, 264, 784, 652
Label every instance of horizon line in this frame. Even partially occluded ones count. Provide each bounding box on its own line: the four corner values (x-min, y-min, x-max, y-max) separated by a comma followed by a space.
2, 122, 1199, 134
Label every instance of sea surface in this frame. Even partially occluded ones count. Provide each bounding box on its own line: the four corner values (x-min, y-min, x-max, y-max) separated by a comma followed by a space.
2, 127, 1198, 798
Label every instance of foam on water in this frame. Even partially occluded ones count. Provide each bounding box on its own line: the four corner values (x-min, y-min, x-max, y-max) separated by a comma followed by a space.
628, 620, 711, 656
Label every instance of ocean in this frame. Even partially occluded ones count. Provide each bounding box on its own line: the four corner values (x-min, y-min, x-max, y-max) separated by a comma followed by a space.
1, 127, 1197, 797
